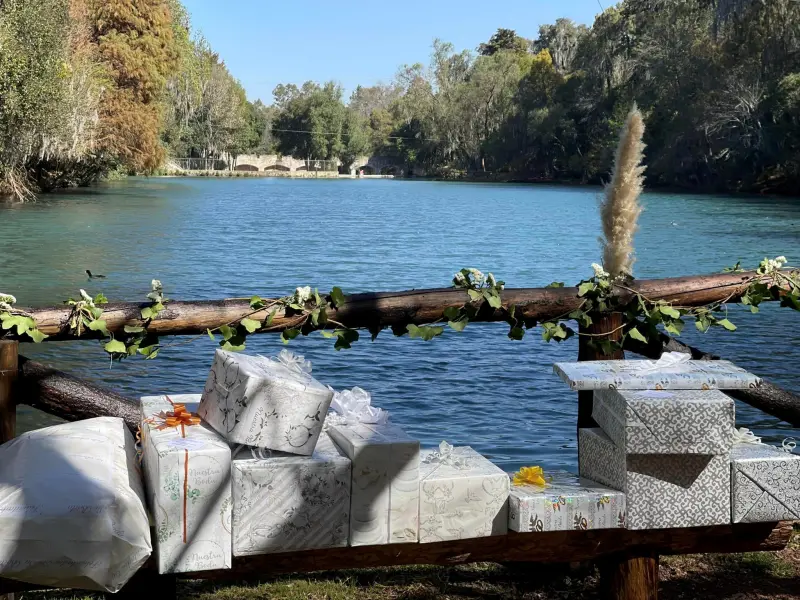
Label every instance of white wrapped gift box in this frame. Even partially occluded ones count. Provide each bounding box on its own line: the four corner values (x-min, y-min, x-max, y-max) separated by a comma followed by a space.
326, 422, 419, 545
579, 428, 730, 530
509, 471, 625, 532
140, 395, 232, 574
232, 432, 350, 555
593, 388, 735, 454
730, 442, 800, 523
418, 444, 509, 543
554, 358, 761, 391
0, 417, 151, 592
199, 349, 333, 455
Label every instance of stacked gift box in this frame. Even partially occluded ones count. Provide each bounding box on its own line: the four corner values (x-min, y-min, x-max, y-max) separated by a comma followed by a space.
553, 355, 800, 529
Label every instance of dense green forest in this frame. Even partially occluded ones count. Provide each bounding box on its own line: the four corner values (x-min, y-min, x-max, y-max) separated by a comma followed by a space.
1, 0, 799, 199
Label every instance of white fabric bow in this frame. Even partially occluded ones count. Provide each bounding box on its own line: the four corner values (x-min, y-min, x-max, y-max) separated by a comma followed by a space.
641, 352, 692, 372
782, 438, 796, 453
328, 387, 389, 425
422, 440, 471, 469
732, 427, 762, 445
270, 349, 312, 375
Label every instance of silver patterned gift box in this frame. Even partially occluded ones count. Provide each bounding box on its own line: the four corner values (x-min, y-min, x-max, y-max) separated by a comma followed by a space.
418, 444, 509, 543
579, 428, 730, 530
326, 422, 419, 545
508, 471, 626, 532
593, 388, 735, 454
140, 395, 232, 573
731, 443, 800, 523
199, 349, 334, 455
231, 432, 351, 555
554, 358, 761, 391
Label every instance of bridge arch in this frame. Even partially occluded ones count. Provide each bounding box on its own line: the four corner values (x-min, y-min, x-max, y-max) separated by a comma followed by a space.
263, 164, 290, 172
234, 164, 258, 172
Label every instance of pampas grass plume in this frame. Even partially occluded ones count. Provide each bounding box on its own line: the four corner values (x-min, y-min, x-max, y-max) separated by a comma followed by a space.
600, 105, 646, 278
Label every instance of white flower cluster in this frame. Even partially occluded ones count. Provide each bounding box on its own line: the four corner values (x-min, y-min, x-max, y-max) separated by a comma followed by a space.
453, 269, 503, 290
467, 268, 485, 285
761, 256, 788, 274
294, 286, 313, 304
151, 279, 162, 291
0, 293, 16, 312
591, 263, 610, 279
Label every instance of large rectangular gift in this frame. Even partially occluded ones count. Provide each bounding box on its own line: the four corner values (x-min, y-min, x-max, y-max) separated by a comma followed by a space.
579, 428, 730, 529
199, 349, 334, 455
326, 422, 419, 545
0, 417, 151, 593
509, 471, 625, 532
140, 395, 232, 573
418, 443, 509, 543
554, 356, 761, 390
593, 388, 734, 454
730, 442, 800, 523
232, 431, 351, 555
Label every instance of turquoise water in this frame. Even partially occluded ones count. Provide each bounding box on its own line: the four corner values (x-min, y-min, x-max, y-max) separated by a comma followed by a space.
1, 177, 798, 470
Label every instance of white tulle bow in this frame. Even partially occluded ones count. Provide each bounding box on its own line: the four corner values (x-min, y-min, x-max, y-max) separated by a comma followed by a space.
421, 440, 471, 469
270, 349, 312, 375
328, 387, 389, 425
641, 352, 692, 372
732, 427, 762, 445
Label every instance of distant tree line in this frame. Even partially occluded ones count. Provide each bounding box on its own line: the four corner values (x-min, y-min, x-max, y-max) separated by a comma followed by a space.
2, 0, 799, 199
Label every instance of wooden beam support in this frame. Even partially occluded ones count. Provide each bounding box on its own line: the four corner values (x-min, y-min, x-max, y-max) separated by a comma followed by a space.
0, 340, 18, 443
602, 553, 659, 600
577, 312, 625, 431
3, 270, 782, 342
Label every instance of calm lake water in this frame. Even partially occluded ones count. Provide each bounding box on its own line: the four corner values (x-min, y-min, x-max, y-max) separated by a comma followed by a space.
1, 177, 798, 471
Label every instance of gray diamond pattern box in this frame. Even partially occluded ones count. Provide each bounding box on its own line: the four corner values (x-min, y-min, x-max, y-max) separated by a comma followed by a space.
731, 443, 800, 523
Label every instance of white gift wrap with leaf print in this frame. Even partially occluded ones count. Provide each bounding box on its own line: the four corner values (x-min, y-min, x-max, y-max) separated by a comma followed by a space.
199, 350, 333, 455
418, 446, 509, 543
554, 359, 761, 391
140, 395, 231, 574
232, 432, 351, 555
578, 428, 730, 530
730, 443, 800, 523
327, 422, 419, 545
508, 471, 625, 533
592, 388, 735, 454
0, 417, 151, 593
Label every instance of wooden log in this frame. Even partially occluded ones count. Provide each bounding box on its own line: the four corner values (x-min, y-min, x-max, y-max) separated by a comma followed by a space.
3, 271, 777, 342
0, 341, 18, 443
622, 332, 800, 427
577, 312, 625, 431
16, 356, 140, 432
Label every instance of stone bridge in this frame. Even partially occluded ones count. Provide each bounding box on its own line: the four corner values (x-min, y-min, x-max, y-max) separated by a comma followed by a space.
231, 154, 404, 175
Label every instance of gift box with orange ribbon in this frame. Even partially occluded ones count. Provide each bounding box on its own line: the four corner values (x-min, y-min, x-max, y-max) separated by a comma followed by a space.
508, 468, 626, 532
139, 395, 232, 574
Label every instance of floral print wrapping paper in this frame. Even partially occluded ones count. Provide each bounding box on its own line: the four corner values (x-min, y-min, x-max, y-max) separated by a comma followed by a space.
730, 443, 800, 523
579, 428, 730, 530
231, 432, 351, 555
199, 349, 334, 455
140, 395, 231, 574
326, 422, 420, 546
592, 388, 735, 454
508, 471, 625, 532
554, 360, 762, 391
418, 446, 509, 543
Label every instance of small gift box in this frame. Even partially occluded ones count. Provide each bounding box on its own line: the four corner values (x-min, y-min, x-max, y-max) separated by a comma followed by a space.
199, 349, 334, 455
579, 428, 730, 530
231, 431, 351, 555
593, 388, 734, 454
327, 411, 419, 546
140, 395, 232, 573
730, 431, 800, 523
508, 470, 626, 532
554, 354, 761, 390
418, 443, 509, 543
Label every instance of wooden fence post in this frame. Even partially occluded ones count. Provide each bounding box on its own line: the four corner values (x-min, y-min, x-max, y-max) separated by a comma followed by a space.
576, 313, 624, 430
0, 340, 18, 443
601, 553, 659, 600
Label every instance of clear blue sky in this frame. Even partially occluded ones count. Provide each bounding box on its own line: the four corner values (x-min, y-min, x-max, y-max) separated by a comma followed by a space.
183, 0, 602, 104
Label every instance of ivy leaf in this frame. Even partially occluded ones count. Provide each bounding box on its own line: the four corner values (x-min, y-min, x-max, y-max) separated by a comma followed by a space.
240, 318, 260, 333
104, 339, 127, 354
333, 328, 360, 350
628, 327, 647, 343
577, 282, 595, 297
330, 287, 346, 308
508, 326, 525, 340
320, 330, 336, 339
695, 318, 711, 333
219, 324, 235, 340
310, 309, 320, 327
124, 325, 145, 334
206, 328, 217, 341
443, 306, 461, 320
317, 307, 328, 326
221, 340, 246, 352
265, 310, 276, 327
546, 282, 565, 288
141, 306, 154, 320
660, 305, 681, 319
718, 318, 737, 331
448, 318, 468, 332
93, 293, 108, 305
138, 345, 160, 359
407, 324, 444, 341
27, 329, 48, 343
485, 292, 502, 309
249, 296, 265, 310
467, 289, 482, 302
281, 328, 301, 344
87, 319, 109, 336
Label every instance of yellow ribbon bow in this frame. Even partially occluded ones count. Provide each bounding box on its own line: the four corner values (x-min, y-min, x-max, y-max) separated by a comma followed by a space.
512, 465, 549, 487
